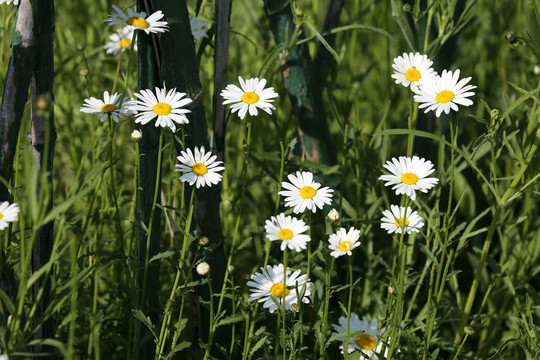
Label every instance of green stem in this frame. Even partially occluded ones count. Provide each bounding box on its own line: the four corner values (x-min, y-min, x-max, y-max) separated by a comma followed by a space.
282, 249, 288, 360
406, 91, 419, 157
157, 189, 195, 358
344, 256, 354, 360
455, 128, 539, 345
319, 256, 335, 360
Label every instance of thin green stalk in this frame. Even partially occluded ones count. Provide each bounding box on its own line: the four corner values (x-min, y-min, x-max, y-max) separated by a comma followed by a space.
206, 271, 215, 359
111, 50, 123, 95
455, 129, 540, 345
319, 256, 335, 360
281, 248, 288, 360
140, 127, 164, 305
452, 330, 470, 360
422, 264, 437, 360
434, 114, 457, 299
344, 256, 354, 360
243, 141, 287, 359
387, 229, 407, 359
404, 259, 430, 321
406, 92, 419, 157
157, 189, 195, 358
123, 31, 137, 94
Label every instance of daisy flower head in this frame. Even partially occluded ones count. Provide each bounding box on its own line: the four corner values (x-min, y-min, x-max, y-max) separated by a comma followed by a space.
190, 15, 208, 41
103, 5, 168, 34
80, 91, 127, 123
131, 87, 192, 132
279, 171, 334, 214
328, 227, 361, 258
247, 264, 311, 313
332, 313, 388, 358
379, 156, 439, 201
391, 52, 436, 93
265, 213, 311, 252
381, 205, 424, 235
414, 69, 476, 117
105, 26, 137, 55
175, 146, 224, 188
0, 202, 20, 230
220, 76, 279, 119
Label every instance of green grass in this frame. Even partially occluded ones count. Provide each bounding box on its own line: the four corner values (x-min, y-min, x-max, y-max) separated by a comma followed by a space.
0, 0, 539, 359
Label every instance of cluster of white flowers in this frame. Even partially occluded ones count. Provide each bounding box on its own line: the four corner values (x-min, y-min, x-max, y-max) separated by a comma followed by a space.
392, 51, 476, 117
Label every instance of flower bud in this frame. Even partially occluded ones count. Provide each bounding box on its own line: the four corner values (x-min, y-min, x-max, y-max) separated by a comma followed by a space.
79, 69, 89, 77
131, 130, 142, 142
291, 303, 300, 312
199, 236, 209, 246
402, 3, 412, 12
227, 265, 235, 273
504, 31, 515, 42
327, 209, 340, 223
36, 97, 51, 112
196, 262, 210, 276
77, 42, 86, 50
464, 326, 474, 335
534, 65, 540, 75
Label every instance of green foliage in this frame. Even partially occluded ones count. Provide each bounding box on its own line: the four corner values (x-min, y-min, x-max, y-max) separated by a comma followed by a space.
0, 0, 539, 359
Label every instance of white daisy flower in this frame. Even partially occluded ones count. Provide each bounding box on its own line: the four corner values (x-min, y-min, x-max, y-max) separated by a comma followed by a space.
279, 171, 334, 214
80, 91, 128, 123
190, 15, 208, 41
332, 313, 389, 358
105, 26, 137, 55
0, 202, 20, 230
175, 146, 224, 188
0, 0, 18, 5
220, 76, 279, 119
328, 227, 361, 258
381, 205, 424, 235
378, 156, 439, 201
130, 87, 192, 132
391, 52, 437, 93
265, 213, 311, 252
414, 69, 476, 117
247, 264, 311, 313
103, 5, 169, 34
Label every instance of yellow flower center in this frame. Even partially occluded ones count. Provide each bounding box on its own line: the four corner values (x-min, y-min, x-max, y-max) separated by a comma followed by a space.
278, 228, 293, 240
118, 38, 131, 48
338, 240, 352, 252
355, 334, 376, 350
241, 91, 259, 105
0, 213, 3, 220
435, 90, 455, 103
400, 172, 419, 185
270, 282, 289, 298
299, 186, 317, 199
100, 104, 117, 112
153, 102, 172, 116
394, 217, 410, 228
192, 163, 208, 176
405, 68, 421, 82
127, 16, 148, 29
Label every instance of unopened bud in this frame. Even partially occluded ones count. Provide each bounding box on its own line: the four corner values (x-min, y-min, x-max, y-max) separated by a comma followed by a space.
377, 314, 386, 321
490, 109, 500, 122
464, 326, 474, 335
36, 97, 51, 112
196, 262, 210, 276
388, 286, 395, 295
131, 130, 142, 142
79, 69, 89, 77
534, 65, 540, 75
7, 314, 12, 326
199, 236, 209, 246
77, 42, 86, 50
227, 265, 235, 273
504, 31, 515, 42
327, 209, 340, 223
291, 303, 300, 312
402, 3, 411, 12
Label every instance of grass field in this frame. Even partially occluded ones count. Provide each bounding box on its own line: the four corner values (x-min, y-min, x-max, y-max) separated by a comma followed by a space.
0, 0, 539, 359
